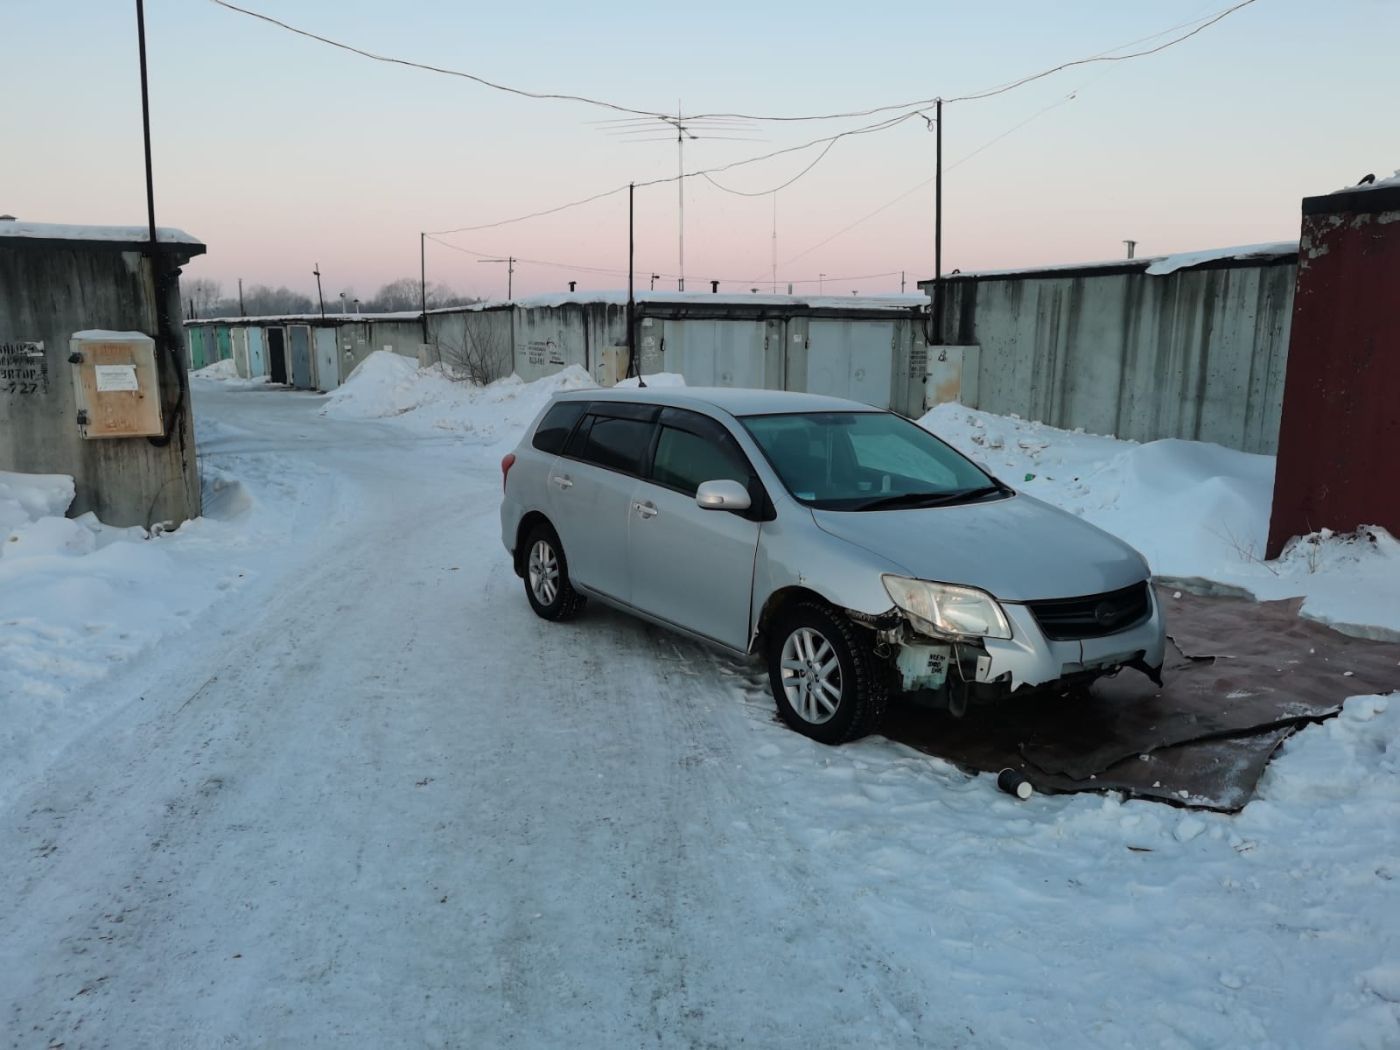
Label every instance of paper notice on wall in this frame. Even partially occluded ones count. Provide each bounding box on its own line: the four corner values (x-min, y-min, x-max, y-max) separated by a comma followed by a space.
94, 364, 140, 392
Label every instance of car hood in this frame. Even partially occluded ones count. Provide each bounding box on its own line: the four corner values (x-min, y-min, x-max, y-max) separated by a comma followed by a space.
810, 493, 1150, 602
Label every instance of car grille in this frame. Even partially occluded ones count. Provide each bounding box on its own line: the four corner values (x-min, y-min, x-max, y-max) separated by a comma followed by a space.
1026, 581, 1152, 641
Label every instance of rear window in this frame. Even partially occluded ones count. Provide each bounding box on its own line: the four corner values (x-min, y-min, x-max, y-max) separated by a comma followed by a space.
572, 415, 654, 476
532, 401, 587, 454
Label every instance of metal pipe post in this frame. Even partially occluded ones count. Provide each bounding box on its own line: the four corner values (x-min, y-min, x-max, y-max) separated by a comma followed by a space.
627, 182, 636, 378
932, 97, 944, 345
419, 232, 428, 344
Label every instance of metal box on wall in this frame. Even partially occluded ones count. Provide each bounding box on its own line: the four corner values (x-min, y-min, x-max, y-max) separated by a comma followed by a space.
69, 330, 164, 439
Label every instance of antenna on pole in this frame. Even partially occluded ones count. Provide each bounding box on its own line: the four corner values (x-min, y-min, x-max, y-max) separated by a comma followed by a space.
677, 100, 685, 291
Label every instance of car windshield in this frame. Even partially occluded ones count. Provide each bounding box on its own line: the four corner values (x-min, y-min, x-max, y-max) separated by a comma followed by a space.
740, 411, 1002, 511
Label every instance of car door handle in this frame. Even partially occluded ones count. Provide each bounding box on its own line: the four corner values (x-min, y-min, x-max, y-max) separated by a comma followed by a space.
550, 474, 573, 489
633, 501, 658, 519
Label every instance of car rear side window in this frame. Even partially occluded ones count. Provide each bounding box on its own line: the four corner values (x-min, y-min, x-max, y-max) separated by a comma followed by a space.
532, 401, 587, 454
573, 415, 655, 476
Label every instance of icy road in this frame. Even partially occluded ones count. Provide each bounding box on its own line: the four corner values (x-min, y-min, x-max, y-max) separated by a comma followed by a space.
2, 378, 1398, 1049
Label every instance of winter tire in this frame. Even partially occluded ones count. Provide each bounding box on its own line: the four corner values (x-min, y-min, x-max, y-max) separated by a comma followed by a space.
523, 523, 586, 622
768, 601, 886, 745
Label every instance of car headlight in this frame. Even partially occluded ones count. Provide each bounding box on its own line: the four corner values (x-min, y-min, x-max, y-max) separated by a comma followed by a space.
881, 576, 1012, 640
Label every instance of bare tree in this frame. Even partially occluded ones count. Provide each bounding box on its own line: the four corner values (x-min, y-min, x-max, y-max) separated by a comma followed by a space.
435, 321, 511, 386
185, 278, 223, 318
239, 285, 315, 315
367, 278, 478, 312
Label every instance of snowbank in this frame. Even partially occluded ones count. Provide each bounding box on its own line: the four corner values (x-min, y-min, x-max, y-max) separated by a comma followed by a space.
0, 465, 293, 808
191, 358, 240, 380
615, 371, 686, 389
921, 405, 1400, 636
320, 352, 598, 445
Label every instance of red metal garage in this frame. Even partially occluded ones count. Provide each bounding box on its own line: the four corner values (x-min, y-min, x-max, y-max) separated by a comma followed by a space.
1267, 179, 1400, 558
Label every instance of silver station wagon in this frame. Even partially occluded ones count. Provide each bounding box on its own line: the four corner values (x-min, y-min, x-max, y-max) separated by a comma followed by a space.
500, 388, 1166, 744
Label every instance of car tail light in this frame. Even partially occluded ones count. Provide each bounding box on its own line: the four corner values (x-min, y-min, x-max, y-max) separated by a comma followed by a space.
501, 452, 517, 492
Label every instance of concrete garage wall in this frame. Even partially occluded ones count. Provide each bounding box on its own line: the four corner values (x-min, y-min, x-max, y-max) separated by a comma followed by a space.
931, 253, 1296, 454
1, 234, 202, 527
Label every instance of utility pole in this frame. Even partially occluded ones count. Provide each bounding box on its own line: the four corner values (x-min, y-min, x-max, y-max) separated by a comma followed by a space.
477, 257, 514, 300
1123, 239, 1137, 259
313, 262, 325, 319
771, 191, 778, 294
134, 0, 178, 445
676, 103, 685, 291
819, 273, 826, 294
650, 273, 660, 291
627, 182, 642, 384
419, 232, 428, 344
238, 277, 245, 316
901, 271, 906, 294
931, 97, 944, 346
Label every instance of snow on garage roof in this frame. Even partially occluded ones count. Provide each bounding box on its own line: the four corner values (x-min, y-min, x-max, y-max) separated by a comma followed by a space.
0, 220, 204, 250
920, 241, 1298, 284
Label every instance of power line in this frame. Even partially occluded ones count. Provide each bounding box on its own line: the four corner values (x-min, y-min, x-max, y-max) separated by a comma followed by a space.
424, 235, 904, 288
207, 0, 669, 119
210, 0, 1258, 124
776, 86, 1087, 270
700, 139, 840, 197
426, 108, 922, 234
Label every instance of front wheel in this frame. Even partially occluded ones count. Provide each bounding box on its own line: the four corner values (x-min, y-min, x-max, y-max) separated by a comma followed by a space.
767, 602, 886, 745
523, 523, 585, 622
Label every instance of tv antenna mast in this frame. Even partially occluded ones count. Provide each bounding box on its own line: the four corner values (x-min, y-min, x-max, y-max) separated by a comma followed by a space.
594, 110, 763, 292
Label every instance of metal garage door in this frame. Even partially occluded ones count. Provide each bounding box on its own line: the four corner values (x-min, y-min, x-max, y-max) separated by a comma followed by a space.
804, 319, 895, 409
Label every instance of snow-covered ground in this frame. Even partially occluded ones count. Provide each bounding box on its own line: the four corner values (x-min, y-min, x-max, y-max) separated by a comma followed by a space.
2, 362, 1397, 1048
921, 404, 1400, 640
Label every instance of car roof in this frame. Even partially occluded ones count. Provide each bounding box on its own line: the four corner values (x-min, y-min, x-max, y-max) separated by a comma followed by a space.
553, 385, 882, 417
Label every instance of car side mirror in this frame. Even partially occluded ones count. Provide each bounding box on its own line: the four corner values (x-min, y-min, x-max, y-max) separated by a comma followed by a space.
695, 479, 751, 512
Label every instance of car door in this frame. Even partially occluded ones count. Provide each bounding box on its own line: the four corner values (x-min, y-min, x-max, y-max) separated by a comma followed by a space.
629, 407, 763, 651
546, 403, 655, 605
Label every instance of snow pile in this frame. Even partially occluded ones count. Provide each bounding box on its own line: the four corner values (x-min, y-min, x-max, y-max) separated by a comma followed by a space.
191, 358, 240, 380
921, 404, 1400, 636
0, 472, 73, 534
616, 371, 686, 388
320, 351, 598, 445
0, 463, 307, 808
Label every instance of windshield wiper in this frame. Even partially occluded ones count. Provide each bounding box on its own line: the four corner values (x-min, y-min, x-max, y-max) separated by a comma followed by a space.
856, 485, 1006, 512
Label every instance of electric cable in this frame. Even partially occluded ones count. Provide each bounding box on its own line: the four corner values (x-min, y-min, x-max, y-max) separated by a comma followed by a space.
210, 0, 1257, 124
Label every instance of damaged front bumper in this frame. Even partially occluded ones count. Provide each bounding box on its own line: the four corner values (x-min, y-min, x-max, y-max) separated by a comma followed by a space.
885, 587, 1166, 701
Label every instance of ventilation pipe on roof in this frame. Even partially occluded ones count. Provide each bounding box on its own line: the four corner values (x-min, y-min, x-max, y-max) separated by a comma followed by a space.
710, 280, 719, 293
568, 281, 576, 292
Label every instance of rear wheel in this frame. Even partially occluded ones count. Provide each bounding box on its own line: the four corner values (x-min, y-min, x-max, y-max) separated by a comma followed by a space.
523, 523, 585, 622
768, 602, 886, 744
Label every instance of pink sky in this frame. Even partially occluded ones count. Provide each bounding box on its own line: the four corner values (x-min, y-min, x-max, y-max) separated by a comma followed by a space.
5, 0, 1395, 301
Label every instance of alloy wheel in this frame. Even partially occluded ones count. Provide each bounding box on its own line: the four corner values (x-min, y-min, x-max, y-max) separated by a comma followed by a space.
779, 626, 843, 724
528, 539, 559, 606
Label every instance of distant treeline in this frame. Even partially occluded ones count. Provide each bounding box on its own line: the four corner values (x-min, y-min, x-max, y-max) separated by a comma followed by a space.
184, 277, 479, 318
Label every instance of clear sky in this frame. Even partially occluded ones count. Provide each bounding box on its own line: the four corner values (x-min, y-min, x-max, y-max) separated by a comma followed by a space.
4, 0, 1395, 301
